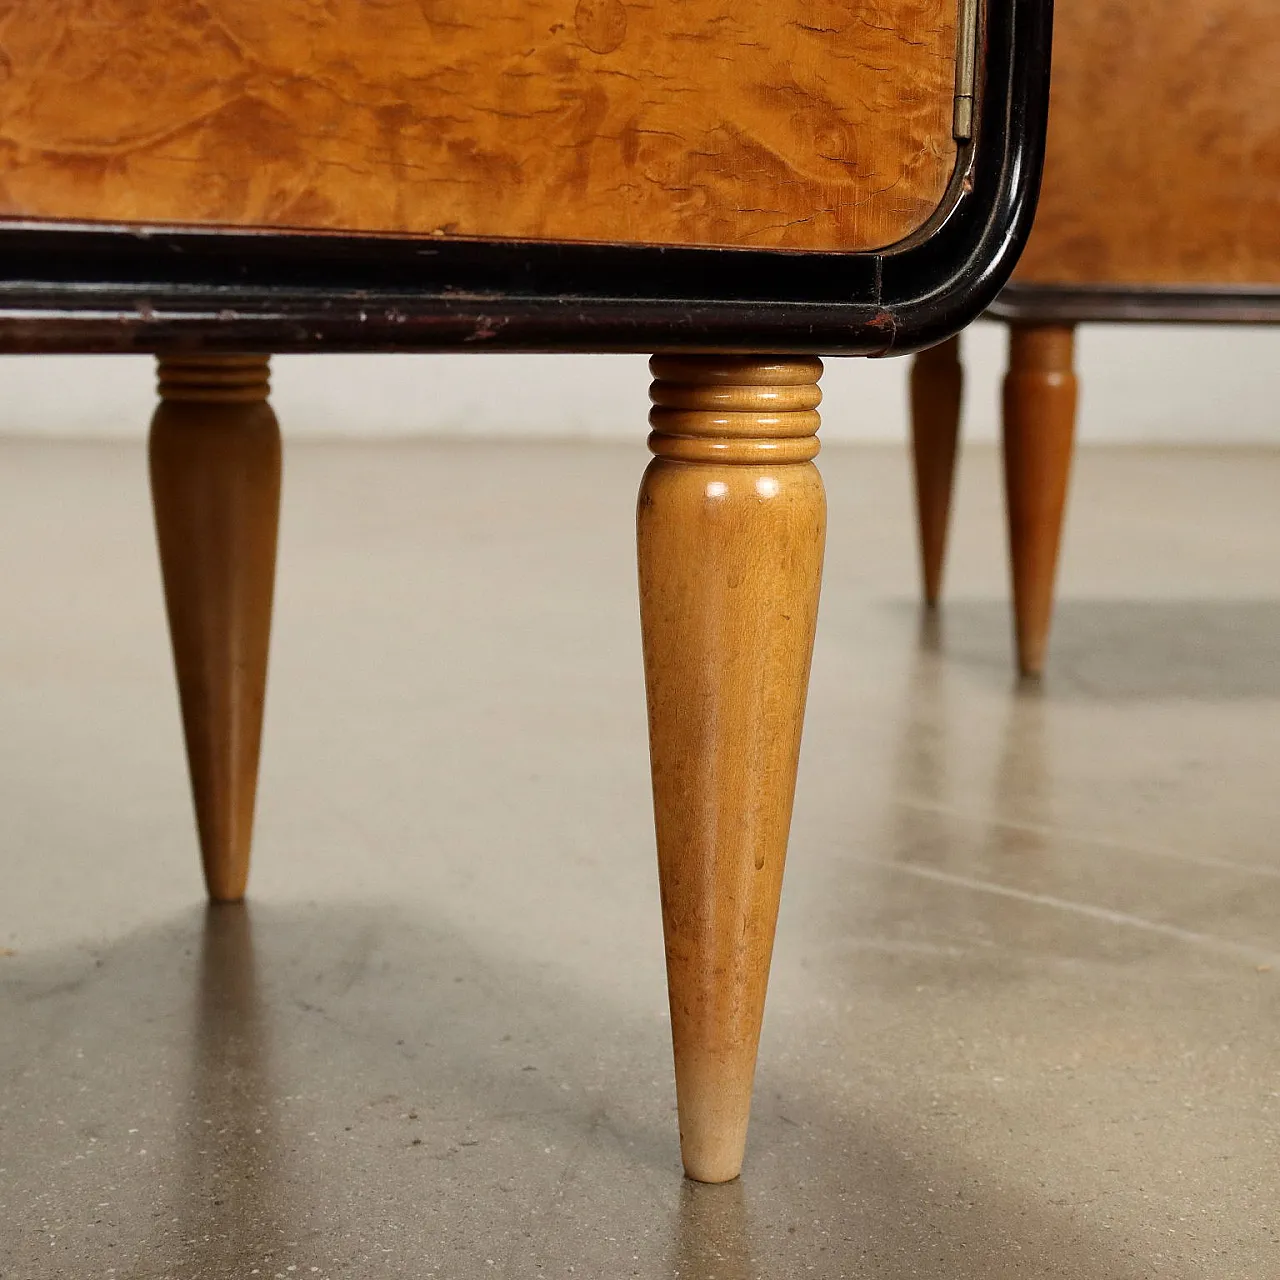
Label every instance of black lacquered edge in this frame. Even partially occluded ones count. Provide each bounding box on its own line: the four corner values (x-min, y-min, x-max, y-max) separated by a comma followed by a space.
876, 0, 1052, 354
0, 0, 1052, 356
988, 283, 1280, 326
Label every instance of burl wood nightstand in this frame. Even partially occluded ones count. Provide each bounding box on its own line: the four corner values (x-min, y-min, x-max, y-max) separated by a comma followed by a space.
0, 0, 1051, 1180
908, 0, 1278, 676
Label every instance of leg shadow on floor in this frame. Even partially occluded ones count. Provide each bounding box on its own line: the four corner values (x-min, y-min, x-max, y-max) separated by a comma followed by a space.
905, 598, 1280, 699
0, 897, 1167, 1279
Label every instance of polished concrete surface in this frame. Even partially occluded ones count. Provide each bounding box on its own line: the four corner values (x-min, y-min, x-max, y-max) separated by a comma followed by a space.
2, 439, 1279, 1279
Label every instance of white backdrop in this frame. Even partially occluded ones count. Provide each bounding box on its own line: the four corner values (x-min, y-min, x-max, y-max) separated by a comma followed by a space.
1, 322, 1275, 442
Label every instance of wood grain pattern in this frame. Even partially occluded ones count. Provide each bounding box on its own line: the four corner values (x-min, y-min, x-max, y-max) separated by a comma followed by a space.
1014, 0, 1280, 286
150, 355, 281, 903
0, 0, 957, 252
638, 355, 825, 1182
1002, 325, 1076, 678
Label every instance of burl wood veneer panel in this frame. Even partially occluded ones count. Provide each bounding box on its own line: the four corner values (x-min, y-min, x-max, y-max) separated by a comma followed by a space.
0, 0, 959, 252
1015, 0, 1280, 286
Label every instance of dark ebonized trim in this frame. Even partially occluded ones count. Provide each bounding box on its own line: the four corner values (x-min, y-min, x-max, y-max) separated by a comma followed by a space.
988, 283, 1280, 326
0, 0, 1053, 356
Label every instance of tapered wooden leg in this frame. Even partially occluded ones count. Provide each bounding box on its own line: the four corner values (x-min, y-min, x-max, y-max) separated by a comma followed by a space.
638, 355, 826, 1182
909, 334, 963, 606
150, 355, 281, 902
1002, 324, 1077, 677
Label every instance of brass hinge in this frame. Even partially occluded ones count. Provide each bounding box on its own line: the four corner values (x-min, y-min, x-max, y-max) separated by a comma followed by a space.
953, 0, 980, 140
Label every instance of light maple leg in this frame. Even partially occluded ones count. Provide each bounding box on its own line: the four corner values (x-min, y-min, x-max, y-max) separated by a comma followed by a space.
1002, 324, 1077, 677
150, 355, 281, 902
909, 334, 964, 606
638, 355, 826, 1183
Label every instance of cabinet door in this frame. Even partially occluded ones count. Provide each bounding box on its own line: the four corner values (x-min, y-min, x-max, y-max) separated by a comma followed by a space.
0, 0, 961, 253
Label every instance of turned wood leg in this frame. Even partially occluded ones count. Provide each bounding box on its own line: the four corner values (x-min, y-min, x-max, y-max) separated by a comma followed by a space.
909, 334, 963, 607
150, 355, 281, 902
638, 355, 826, 1182
1002, 324, 1077, 677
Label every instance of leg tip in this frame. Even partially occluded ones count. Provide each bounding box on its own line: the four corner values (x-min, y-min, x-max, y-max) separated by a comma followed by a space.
1015, 630, 1048, 680
681, 1144, 746, 1184
200, 839, 252, 904
206, 888, 248, 906
203, 868, 250, 905
1016, 649, 1046, 680
922, 564, 945, 609
677, 1096, 750, 1183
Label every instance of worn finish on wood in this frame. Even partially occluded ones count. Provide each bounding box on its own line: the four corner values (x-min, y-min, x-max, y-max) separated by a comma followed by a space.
637, 355, 825, 1182
150, 355, 281, 902
909, 335, 963, 606
1012, 0, 1280, 287
0, 0, 958, 253
1002, 326, 1076, 678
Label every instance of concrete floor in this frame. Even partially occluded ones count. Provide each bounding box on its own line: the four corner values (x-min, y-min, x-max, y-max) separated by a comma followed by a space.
2, 439, 1279, 1279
